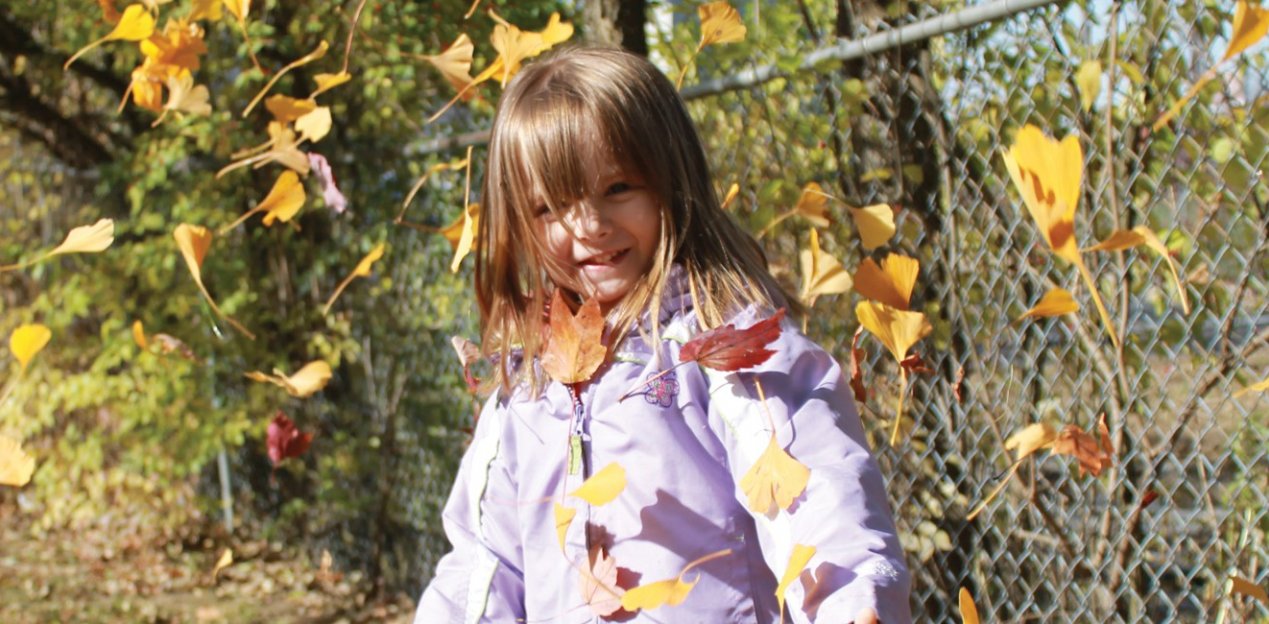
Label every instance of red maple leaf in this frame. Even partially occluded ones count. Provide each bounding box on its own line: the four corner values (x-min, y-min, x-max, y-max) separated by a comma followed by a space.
679, 308, 786, 371
267, 411, 313, 466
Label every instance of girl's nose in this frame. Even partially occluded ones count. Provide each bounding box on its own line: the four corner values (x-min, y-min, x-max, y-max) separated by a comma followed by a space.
567, 200, 610, 239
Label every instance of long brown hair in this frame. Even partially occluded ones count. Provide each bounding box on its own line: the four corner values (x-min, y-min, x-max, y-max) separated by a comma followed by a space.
475, 45, 800, 392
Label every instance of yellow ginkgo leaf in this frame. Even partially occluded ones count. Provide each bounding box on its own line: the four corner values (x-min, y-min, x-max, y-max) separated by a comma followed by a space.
853, 254, 919, 311
295, 106, 332, 144
223, 0, 249, 23
1233, 376, 1269, 398
190, 0, 222, 21
1018, 288, 1079, 321
698, 1, 746, 48
151, 73, 211, 126
426, 33, 475, 96
1005, 422, 1059, 461
855, 300, 929, 365
246, 360, 332, 398
217, 121, 310, 178
64, 4, 156, 69
212, 547, 233, 581
1003, 124, 1118, 347
620, 549, 732, 613
849, 203, 895, 251
132, 320, 148, 350
719, 183, 740, 211
241, 40, 329, 117
1085, 226, 1189, 314
310, 71, 352, 98
9, 324, 51, 373
173, 224, 255, 339
568, 462, 626, 506
959, 587, 980, 624
776, 545, 816, 624
49, 218, 115, 256
140, 18, 208, 73
398, 157, 470, 221
554, 503, 575, 551
1076, 60, 1102, 112
0, 435, 36, 488
1222, 1, 1269, 62
739, 435, 810, 518
221, 170, 306, 233
323, 242, 387, 315
264, 95, 317, 124
451, 203, 480, 273
757, 182, 831, 237
799, 229, 852, 307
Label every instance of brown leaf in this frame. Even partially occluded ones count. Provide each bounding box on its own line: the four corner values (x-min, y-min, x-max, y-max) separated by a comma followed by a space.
848, 326, 867, 403
679, 309, 785, 372
541, 290, 606, 384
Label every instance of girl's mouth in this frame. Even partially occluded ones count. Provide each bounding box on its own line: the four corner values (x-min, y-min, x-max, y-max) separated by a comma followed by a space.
581, 249, 628, 266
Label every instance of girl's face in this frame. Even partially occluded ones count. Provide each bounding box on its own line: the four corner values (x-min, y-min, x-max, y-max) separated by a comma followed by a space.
534, 156, 661, 313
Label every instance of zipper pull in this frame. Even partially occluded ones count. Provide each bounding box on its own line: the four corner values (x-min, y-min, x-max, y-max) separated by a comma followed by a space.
568, 434, 584, 475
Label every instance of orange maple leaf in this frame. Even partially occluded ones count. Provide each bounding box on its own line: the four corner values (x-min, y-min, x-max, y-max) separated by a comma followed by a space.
540, 290, 606, 384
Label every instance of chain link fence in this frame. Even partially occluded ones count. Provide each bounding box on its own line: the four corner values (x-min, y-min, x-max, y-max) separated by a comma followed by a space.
662, 0, 1269, 621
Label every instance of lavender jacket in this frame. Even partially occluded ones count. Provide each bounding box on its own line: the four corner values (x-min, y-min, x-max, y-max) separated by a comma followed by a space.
416, 281, 912, 623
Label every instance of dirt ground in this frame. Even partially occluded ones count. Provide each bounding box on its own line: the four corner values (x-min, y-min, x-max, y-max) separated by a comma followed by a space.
0, 504, 416, 624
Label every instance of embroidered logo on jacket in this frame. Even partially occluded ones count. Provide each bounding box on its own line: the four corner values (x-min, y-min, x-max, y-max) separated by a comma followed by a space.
638, 370, 679, 407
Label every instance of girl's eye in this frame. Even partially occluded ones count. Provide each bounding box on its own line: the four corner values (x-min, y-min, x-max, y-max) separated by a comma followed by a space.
606, 182, 632, 196
533, 204, 551, 218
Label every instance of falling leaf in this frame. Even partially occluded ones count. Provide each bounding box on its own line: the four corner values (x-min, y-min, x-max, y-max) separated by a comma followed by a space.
49, 218, 115, 257
848, 326, 868, 403
959, 587, 980, 624
9, 324, 51, 373
719, 183, 740, 211
1222, 1, 1269, 62
425, 34, 475, 96
569, 462, 626, 506
64, 4, 156, 69
1085, 226, 1189, 314
266, 411, 313, 465
322, 242, 387, 315
679, 309, 785, 372
132, 320, 148, 350
157, 73, 211, 123
1233, 376, 1269, 398
776, 545, 816, 624
246, 361, 332, 398
1018, 287, 1079, 321
220, 170, 306, 233
223, 0, 249, 23
264, 95, 317, 123
849, 203, 895, 251
217, 121, 309, 178
799, 229, 852, 307
698, 1, 746, 48
968, 422, 1059, 521
553, 503, 575, 551
758, 182, 830, 237
398, 157, 470, 221
139, 18, 207, 73
307, 153, 347, 214
295, 106, 332, 144
310, 71, 352, 98
449, 203, 479, 273
189, 0, 221, 21
854, 301, 930, 365
1076, 60, 1102, 112
740, 434, 810, 518
153, 333, 199, 362
541, 291, 606, 384
1231, 576, 1269, 605
241, 40, 330, 117
578, 546, 624, 617
1003, 124, 1118, 347
620, 549, 732, 613
211, 548, 233, 581
853, 253, 919, 311
0, 435, 36, 488
450, 336, 482, 393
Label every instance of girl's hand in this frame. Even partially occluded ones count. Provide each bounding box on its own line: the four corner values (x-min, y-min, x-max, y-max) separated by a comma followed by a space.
853, 607, 879, 624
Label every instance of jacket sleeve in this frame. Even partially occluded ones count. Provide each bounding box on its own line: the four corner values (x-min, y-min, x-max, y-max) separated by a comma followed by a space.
415, 393, 526, 624
700, 311, 912, 624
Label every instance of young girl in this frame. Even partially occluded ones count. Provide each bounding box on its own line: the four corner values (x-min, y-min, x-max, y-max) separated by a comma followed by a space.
417, 46, 911, 624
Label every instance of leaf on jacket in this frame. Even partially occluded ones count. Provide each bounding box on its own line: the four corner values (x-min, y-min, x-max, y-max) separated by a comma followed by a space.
679, 308, 785, 372
266, 411, 313, 466
740, 434, 810, 518
620, 548, 732, 613
246, 361, 332, 398
776, 544, 816, 624
541, 290, 606, 384
578, 546, 624, 617
569, 462, 626, 506
0, 434, 36, 488
553, 503, 575, 551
